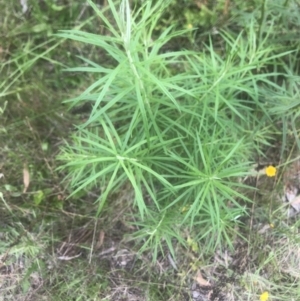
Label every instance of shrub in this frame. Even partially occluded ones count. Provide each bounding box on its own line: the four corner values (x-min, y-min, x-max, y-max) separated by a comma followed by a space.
57, 0, 299, 258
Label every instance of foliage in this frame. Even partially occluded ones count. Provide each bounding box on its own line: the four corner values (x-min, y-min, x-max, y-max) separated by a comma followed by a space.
1, 0, 300, 300
57, 0, 300, 257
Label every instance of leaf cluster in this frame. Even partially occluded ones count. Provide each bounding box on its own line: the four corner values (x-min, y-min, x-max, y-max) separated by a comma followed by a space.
57, 0, 300, 257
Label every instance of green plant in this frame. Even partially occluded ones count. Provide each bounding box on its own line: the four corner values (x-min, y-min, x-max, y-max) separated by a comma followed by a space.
57, 0, 296, 257
1, 0, 300, 300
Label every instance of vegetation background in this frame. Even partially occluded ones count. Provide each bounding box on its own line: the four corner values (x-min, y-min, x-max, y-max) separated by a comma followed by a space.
1, 0, 300, 300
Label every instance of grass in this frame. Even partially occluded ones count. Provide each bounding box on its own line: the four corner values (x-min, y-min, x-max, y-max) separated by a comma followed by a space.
1, 0, 300, 300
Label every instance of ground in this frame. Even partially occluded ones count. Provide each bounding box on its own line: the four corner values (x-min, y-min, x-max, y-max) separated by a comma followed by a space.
1, 1, 300, 301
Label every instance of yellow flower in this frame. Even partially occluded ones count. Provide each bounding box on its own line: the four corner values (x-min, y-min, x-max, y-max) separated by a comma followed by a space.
260, 291, 269, 301
265, 165, 276, 177
187, 23, 193, 29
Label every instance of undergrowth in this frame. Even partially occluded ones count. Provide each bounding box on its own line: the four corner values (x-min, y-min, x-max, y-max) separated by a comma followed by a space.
58, 0, 300, 257
1, 0, 300, 300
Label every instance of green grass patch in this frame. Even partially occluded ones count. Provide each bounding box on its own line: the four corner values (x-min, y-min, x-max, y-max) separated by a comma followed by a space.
1, 0, 300, 300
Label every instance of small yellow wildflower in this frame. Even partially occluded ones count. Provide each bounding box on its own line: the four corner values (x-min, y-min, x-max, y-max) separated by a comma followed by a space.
187, 23, 193, 29
265, 165, 276, 177
260, 291, 269, 301
269, 223, 275, 228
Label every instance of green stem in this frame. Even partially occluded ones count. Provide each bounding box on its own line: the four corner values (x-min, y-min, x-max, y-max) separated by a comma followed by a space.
258, 0, 267, 47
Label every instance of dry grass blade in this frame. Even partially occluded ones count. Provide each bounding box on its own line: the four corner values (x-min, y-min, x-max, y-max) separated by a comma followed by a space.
195, 270, 211, 287
23, 164, 30, 193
